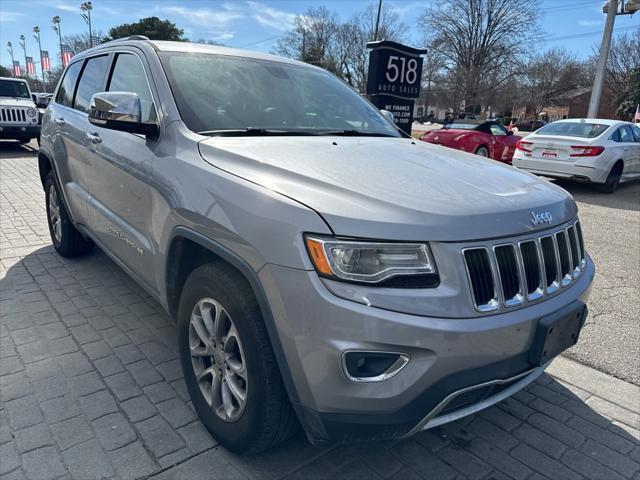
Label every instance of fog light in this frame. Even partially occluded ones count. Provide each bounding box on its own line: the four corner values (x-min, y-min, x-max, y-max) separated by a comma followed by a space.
342, 351, 409, 382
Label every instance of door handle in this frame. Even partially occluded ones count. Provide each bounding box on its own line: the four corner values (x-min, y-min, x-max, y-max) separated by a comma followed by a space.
54, 116, 65, 126
86, 131, 102, 144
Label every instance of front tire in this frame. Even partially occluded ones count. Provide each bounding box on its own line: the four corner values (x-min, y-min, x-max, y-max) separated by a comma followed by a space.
177, 263, 298, 454
45, 171, 94, 257
596, 162, 623, 193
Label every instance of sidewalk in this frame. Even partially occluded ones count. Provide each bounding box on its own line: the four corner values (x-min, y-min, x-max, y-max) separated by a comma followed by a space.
1, 152, 639, 480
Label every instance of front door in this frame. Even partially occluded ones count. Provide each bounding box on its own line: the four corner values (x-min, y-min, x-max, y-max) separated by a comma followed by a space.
84, 51, 160, 292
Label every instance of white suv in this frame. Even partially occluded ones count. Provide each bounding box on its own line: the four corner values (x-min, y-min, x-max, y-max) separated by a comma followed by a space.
0, 77, 41, 143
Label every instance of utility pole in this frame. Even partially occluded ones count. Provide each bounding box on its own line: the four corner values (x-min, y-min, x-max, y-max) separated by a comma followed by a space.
19, 35, 27, 79
33, 26, 46, 92
52, 16, 64, 67
7, 42, 15, 77
374, 0, 383, 41
588, 0, 617, 118
80, 2, 93, 48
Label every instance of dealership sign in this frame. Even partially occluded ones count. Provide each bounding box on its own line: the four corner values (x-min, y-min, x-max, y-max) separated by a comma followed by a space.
366, 41, 427, 135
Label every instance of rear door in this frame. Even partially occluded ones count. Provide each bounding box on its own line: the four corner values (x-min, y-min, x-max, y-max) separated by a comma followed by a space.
85, 50, 161, 291
47, 59, 99, 228
612, 125, 640, 175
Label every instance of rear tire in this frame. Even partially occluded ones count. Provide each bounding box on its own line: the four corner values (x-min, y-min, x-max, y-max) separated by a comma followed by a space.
596, 162, 623, 193
177, 262, 298, 454
45, 171, 94, 257
475, 146, 489, 157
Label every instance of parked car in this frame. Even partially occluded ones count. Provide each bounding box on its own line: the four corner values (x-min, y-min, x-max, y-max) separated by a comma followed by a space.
33, 93, 53, 125
516, 120, 547, 132
39, 37, 594, 454
420, 120, 521, 163
513, 118, 640, 193
0, 77, 41, 143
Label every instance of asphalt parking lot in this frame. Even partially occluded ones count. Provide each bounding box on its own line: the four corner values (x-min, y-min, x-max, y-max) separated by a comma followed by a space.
1, 140, 639, 480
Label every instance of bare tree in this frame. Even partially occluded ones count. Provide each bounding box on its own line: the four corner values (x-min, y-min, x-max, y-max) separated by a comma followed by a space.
419, 0, 541, 113
274, 3, 406, 90
274, 7, 340, 73
602, 29, 639, 94
62, 31, 104, 54
521, 48, 584, 118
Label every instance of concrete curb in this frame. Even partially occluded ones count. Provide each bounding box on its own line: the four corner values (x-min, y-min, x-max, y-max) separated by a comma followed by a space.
549, 356, 640, 421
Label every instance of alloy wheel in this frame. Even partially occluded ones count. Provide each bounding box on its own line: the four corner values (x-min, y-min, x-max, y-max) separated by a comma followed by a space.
189, 297, 248, 422
48, 184, 62, 243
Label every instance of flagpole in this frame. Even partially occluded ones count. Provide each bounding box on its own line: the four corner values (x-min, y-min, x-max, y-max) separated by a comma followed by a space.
7, 42, 15, 77
33, 26, 46, 92
19, 35, 28, 79
52, 16, 63, 68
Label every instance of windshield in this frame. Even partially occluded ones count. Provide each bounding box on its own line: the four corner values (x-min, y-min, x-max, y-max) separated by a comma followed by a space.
443, 123, 478, 130
536, 122, 609, 138
0, 79, 30, 99
158, 52, 400, 137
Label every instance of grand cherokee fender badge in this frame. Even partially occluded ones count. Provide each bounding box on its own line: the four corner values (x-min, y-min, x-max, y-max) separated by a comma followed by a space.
530, 211, 553, 225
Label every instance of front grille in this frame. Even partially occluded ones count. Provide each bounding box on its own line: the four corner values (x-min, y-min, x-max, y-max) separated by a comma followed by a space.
463, 220, 586, 312
0, 107, 28, 124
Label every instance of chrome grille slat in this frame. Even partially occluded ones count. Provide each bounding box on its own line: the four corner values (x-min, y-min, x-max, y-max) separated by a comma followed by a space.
463, 221, 585, 312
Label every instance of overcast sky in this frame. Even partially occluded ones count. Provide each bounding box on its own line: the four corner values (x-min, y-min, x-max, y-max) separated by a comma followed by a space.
1, 0, 638, 70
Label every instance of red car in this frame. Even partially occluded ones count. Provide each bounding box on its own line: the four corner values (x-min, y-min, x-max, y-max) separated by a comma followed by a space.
420, 120, 522, 164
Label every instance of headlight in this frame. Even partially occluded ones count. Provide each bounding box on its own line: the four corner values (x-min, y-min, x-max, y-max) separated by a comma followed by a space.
305, 235, 438, 286
27, 108, 37, 117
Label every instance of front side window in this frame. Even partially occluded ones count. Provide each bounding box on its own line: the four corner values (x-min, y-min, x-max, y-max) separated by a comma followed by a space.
107, 53, 156, 123
0, 80, 30, 99
74, 55, 109, 113
55, 62, 82, 107
158, 52, 400, 137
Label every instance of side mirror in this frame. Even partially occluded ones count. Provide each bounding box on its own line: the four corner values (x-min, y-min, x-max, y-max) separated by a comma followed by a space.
31, 94, 37, 103
507, 131, 513, 136
88, 92, 158, 137
380, 109, 395, 124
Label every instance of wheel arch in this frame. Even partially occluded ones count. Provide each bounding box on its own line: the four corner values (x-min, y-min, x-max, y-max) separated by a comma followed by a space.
164, 226, 306, 428
38, 151, 53, 188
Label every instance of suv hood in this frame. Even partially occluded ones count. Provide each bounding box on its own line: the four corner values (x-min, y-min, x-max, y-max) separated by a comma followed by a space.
0, 97, 35, 108
199, 136, 577, 241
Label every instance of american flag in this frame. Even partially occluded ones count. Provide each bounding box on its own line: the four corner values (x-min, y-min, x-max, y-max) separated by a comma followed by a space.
91, 35, 102, 47
26, 57, 36, 75
12, 60, 21, 77
41, 51, 51, 71
635, 104, 640, 124
61, 44, 74, 67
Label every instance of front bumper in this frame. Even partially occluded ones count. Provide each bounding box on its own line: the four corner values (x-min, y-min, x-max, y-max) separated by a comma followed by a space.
512, 152, 611, 183
259, 255, 595, 444
0, 124, 41, 139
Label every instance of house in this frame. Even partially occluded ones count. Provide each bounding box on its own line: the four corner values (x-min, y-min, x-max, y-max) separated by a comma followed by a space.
513, 87, 617, 122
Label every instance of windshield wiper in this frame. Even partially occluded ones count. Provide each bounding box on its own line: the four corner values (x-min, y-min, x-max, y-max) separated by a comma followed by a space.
198, 128, 323, 137
317, 130, 397, 137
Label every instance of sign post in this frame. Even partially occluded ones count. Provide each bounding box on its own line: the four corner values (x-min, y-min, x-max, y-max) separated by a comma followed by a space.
366, 40, 427, 135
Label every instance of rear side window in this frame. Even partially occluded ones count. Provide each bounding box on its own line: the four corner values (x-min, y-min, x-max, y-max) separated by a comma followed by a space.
536, 122, 609, 138
55, 61, 82, 107
107, 53, 156, 123
632, 125, 640, 143
611, 126, 634, 143
74, 55, 109, 113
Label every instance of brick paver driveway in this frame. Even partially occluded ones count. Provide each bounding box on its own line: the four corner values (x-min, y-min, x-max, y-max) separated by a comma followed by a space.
1, 142, 639, 480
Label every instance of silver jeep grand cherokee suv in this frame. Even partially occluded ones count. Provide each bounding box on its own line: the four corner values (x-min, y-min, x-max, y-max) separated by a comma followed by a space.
39, 37, 595, 454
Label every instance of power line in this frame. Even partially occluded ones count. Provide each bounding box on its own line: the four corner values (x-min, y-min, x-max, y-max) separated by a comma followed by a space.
540, 24, 638, 43
539, 1, 603, 12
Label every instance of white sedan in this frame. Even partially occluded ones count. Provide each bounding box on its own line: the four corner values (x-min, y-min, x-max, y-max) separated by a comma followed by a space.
512, 119, 640, 193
